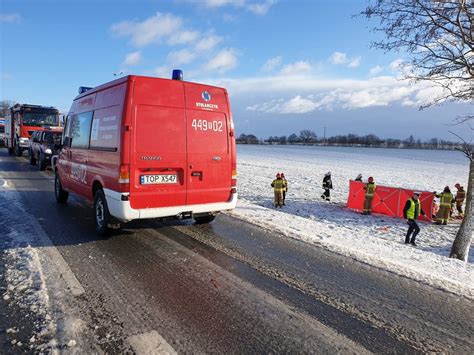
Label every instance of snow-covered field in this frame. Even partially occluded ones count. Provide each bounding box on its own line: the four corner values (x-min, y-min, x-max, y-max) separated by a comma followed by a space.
230, 144, 474, 298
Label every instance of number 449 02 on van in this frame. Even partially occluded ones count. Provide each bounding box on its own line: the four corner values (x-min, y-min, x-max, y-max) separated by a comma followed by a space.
55, 70, 237, 234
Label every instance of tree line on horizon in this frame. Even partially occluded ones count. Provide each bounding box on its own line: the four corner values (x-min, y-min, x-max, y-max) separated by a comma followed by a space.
237, 130, 464, 150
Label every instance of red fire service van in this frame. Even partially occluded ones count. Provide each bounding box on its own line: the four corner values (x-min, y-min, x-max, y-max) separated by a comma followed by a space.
5, 104, 61, 156
55, 71, 237, 234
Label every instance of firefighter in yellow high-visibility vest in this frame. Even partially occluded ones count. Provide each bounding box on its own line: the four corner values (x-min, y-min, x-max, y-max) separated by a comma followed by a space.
362, 176, 376, 215
435, 186, 454, 225
271, 173, 286, 208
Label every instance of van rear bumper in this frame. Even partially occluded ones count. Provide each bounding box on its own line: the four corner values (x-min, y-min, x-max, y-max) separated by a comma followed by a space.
103, 188, 238, 222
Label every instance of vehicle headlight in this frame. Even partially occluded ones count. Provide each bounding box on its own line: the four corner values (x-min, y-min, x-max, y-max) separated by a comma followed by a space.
45, 148, 52, 154
19, 137, 29, 143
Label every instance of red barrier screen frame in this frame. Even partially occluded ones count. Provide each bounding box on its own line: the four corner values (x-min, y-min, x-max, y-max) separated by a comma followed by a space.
347, 181, 434, 222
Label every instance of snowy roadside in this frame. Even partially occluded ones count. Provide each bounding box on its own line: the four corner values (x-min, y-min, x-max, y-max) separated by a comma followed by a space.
230, 145, 474, 299
0, 178, 85, 352
0, 179, 59, 352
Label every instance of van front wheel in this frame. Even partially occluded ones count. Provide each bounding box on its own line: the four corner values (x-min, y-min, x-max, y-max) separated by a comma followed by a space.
94, 190, 110, 235
194, 213, 216, 224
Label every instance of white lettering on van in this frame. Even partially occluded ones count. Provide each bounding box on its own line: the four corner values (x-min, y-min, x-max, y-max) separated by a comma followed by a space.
99, 126, 117, 131
71, 163, 87, 184
191, 119, 223, 132
196, 102, 219, 110
102, 116, 116, 122
91, 120, 99, 140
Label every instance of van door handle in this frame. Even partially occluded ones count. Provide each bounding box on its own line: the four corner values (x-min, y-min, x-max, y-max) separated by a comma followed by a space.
212, 156, 221, 161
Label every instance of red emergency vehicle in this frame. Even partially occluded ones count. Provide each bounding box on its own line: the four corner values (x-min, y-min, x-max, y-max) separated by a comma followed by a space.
55, 71, 237, 234
5, 104, 60, 156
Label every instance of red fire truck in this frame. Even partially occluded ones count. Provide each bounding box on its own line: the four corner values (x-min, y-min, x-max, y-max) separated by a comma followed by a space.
5, 104, 60, 156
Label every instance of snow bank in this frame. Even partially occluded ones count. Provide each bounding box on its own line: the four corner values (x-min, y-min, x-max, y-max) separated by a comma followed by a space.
231, 145, 474, 298
0, 180, 58, 352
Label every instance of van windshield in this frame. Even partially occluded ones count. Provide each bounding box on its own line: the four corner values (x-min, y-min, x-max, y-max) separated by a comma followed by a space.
23, 112, 59, 127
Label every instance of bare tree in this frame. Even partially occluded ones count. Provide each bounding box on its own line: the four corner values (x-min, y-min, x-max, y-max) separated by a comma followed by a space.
362, 0, 473, 261
449, 132, 473, 261
0, 100, 15, 117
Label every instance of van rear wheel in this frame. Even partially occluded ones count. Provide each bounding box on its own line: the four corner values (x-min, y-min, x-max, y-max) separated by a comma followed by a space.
55, 174, 69, 203
29, 150, 37, 165
38, 152, 47, 171
94, 190, 110, 235
194, 213, 216, 224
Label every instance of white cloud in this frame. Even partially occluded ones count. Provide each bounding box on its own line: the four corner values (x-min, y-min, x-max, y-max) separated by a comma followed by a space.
199, 0, 277, 15
111, 12, 183, 47
261, 56, 282, 72
247, 0, 278, 15
214, 72, 449, 114
168, 49, 196, 65
280, 61, 311, 76
168, 30, 200, 45
348, 56, 361, 68
2, 73, 12, 80
204, 49, 238, 73
0, 13, 21, 23
389, 59, 404, 72
369, 65, 383, 76
195, 35, 223, 52
123, 51, 142, 66
329, 52, 347, 65
329, 51, 362, 68
152, 66, 172, 78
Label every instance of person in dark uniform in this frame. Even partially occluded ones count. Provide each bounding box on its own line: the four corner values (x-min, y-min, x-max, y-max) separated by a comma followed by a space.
454, 183, 466, 218
321, 172, 332, 201
403, 191, 427, 246
281, 173, 288, 205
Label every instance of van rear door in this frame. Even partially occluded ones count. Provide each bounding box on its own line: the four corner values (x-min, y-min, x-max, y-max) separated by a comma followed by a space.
184, 83, 232, 205
129, 78, 187, 210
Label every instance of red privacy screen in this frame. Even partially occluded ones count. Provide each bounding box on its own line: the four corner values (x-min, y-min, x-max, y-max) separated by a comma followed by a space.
347, 181, 434, 222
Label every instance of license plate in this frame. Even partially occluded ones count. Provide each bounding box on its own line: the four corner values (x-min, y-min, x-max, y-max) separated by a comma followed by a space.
140, 174, 178, 185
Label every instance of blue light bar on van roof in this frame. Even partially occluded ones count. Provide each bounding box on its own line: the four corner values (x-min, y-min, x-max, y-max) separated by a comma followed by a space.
172, 70, 183, 81
78, 86, 93, 94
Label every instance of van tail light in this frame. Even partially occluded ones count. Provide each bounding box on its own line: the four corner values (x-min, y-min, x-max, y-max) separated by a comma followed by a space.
231, 168, 237, 188
119, 164, 130, 190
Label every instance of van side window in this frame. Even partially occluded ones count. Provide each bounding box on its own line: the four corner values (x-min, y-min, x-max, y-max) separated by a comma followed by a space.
70, 111, 93, 149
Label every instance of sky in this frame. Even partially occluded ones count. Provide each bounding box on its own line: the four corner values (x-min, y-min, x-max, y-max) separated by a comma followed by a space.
0, 0, 472, 140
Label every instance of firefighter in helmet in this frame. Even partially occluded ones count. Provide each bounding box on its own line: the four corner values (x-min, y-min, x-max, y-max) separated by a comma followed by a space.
435, 186, 453, 225
363, 176, 376, 215
271, 173, 286, 208
281, 173, 288, 205
454, 183, 466, 218
321, 172, 333, 201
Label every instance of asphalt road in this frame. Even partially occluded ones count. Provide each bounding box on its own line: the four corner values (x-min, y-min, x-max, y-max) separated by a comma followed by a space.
0, 149, 473, 354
